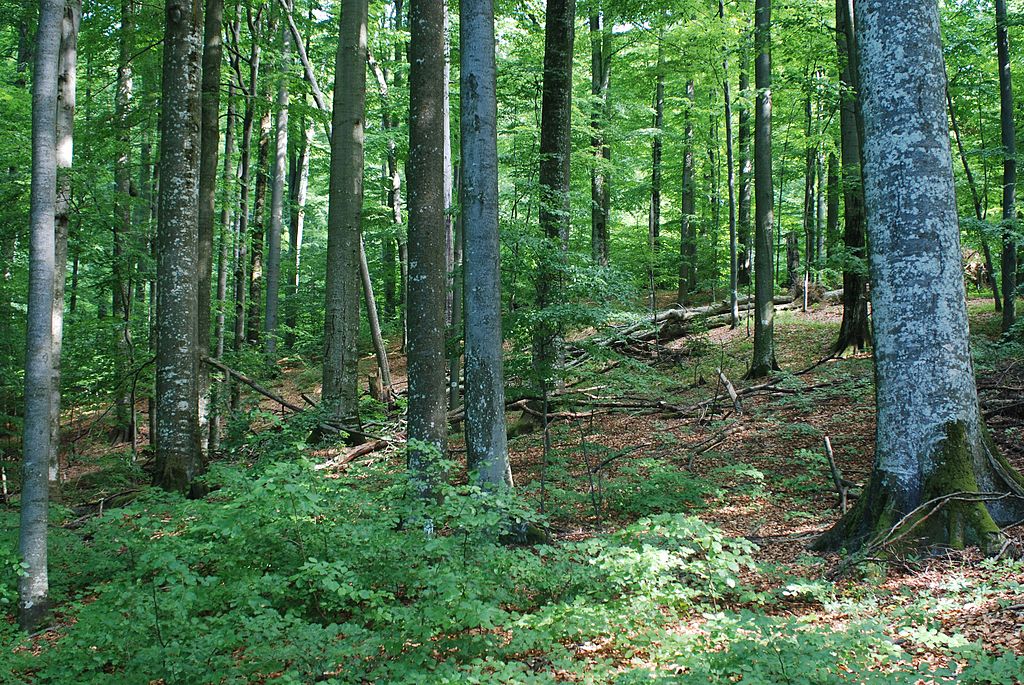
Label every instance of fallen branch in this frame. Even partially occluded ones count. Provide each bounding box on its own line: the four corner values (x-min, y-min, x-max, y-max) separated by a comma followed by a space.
313, 440, 389, 471
204, 356, 303, 412
717, 368, 742, 415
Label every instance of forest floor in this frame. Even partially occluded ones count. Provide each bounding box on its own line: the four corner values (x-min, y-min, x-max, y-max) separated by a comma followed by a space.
3, 295, 1024, 683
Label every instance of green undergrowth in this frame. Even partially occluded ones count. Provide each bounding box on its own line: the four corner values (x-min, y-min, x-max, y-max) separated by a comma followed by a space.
3, 449, 1022, 683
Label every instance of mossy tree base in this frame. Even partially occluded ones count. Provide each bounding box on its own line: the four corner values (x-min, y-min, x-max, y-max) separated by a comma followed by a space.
815, 421, 1023, 556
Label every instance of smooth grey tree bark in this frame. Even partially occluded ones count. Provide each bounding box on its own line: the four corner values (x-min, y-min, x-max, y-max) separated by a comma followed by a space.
248, 106, 270, 345
720, 0, 739, 327
996, 0, 1017, 333
738, 48, 753, 288
833, 0, 871, 355
19, 0, 63, 631
359, 233, 394, 401
460, 0, 511, 488
197, 0, 224, 452
817, 0, 1024, 553
748, 0, 778, 378
678, 80, 696, 306
407, 0, 449, 491
322, 0, 367, 433
285, 113, 312, 350
154, 0, 202, 493
50, 0, 81, 482
264, 6, 291, 356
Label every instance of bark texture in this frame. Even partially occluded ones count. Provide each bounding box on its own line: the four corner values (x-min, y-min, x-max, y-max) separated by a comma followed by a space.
996, 0, 1017, 333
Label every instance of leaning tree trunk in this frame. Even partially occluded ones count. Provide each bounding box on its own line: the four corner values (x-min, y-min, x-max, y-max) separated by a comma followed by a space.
816, 0, 1024, 554
996, 0, 1017, 333
748, 0, 779, 378
19, 0, 63, 632
264, 9, 291, 357
407, 0, 450, 494
322, 0, 368, 434
832, 0, 871, 356
50, 0, 80, 482
460, 0, 511, 488
154, 0, 202, 493
197, 0, 224, 454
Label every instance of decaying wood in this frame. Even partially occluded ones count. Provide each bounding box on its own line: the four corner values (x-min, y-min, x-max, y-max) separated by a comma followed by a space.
313, 440, 389, 471
717, 368, 742, 414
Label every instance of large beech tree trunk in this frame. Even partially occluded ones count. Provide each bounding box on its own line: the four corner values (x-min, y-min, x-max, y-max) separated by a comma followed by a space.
322, 0, 367, 432
460, 0, 511, 487
748, 0, 778, 378
816, 0, 1024, 554
833, 0, 870, 355
407, 0, 449, 492
19, 0, 63, 631
154, 0, 202, 493
264, 9, 290, 356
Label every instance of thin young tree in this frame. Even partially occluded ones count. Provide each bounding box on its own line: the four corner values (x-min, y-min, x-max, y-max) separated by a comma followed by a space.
816, 0, 1024, 553
720, 0, 739, 327
154, 0, 203, 492
678, 79, 696, 305
460, 0, 511, 487
748, 0, 778, 378
264, 4, 291, 356
832, 0, 870, 355
407, 0, 449, 490
996, 0, 1017, 333
589, 9, 611, 266
19, 0, 64, 631
322, 0, 367, 434
738, 46, 753, 288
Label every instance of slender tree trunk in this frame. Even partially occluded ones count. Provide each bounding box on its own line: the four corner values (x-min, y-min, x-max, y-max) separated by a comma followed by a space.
721, 0, 739, 327
407, 0, 449, 493
460, 0, 510, 487
264, 8, 290, 356
833, 0, 870, 355
20, 0, 63, 631
649, 34, 664, 254
112, 0, 135, 444
738, 47, 753, 288
322, 0, 368, 433
748, 0, 778, 378
825, 150, 839, 256
49, 0, 80, 482
285, 113, 312, 349
589, 10, 611, 266
997, 0, 1017, 333
448, 166, 463, 411
197, 0, 224, 456
359, 233, 394, 400
796, 91, 813, 290
247, 108, 270, 345
678, 80, 696, 306
817, 0, 1024, 553
154, 0, 202, 493
534, 0, 575, 385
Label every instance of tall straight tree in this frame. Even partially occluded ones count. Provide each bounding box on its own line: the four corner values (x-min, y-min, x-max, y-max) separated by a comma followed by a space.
817, 0, 1024, 553
460, 0, 511, 487
197, 0, 224, 449
407, 0, 449, 491
154, 0, 203, 492
833, 0, 870, 355
720, 0, 739, 327
50, 0, 81, 481
737, 47, 753, 287
748, 0, 778, 378
996, 0, 1017, 333
648, 34, 664, 253
678, 79, 696, 305
322, 0, 367, 433
264, 5, 291, 356
589, 9, 611, 266
534, 0, 575, 382
19, 0, 63, 632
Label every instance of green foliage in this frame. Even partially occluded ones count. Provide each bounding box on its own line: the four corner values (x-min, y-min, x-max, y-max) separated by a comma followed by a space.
606, 458, 717, 517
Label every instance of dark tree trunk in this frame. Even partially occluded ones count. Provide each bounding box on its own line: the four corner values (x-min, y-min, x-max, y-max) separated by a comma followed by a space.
590, 10, 611, 266
721, 0, 739, 327
407, 0, 449, 493
649, 35, 664, 254
678, 80, 696, 305
749, 0, 778, 378
247, 108, 270, 345
997, 0, 1017, 332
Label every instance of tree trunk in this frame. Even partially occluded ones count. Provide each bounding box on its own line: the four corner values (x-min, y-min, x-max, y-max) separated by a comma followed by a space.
721, 0, 739, 328
111, 0, 135, 444
738, 47, 753, 288
407, 0, 449, 493
460, 0, 511, 487
649, 34, 664, 254
825, 150, 838, 257
322, 0, 368, 432
359, 233, 394, 400
154, 0, 202, 493
247, 108, 270, 345
817, 0, 1024, 554
197, 0, 224, 455
50, 0, 80, 482
284, 113, 312, 349
833, 0, 871, 356
749, 0, 778, 378
797, 91, 814, 290
590, 11, 611, 266
997, 0, 1017, 333
264, 9, 290, 357
19, 0, 63, 631
534, 0, 575, 386
678, 80, 696, 305
448, 166, 463, 411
